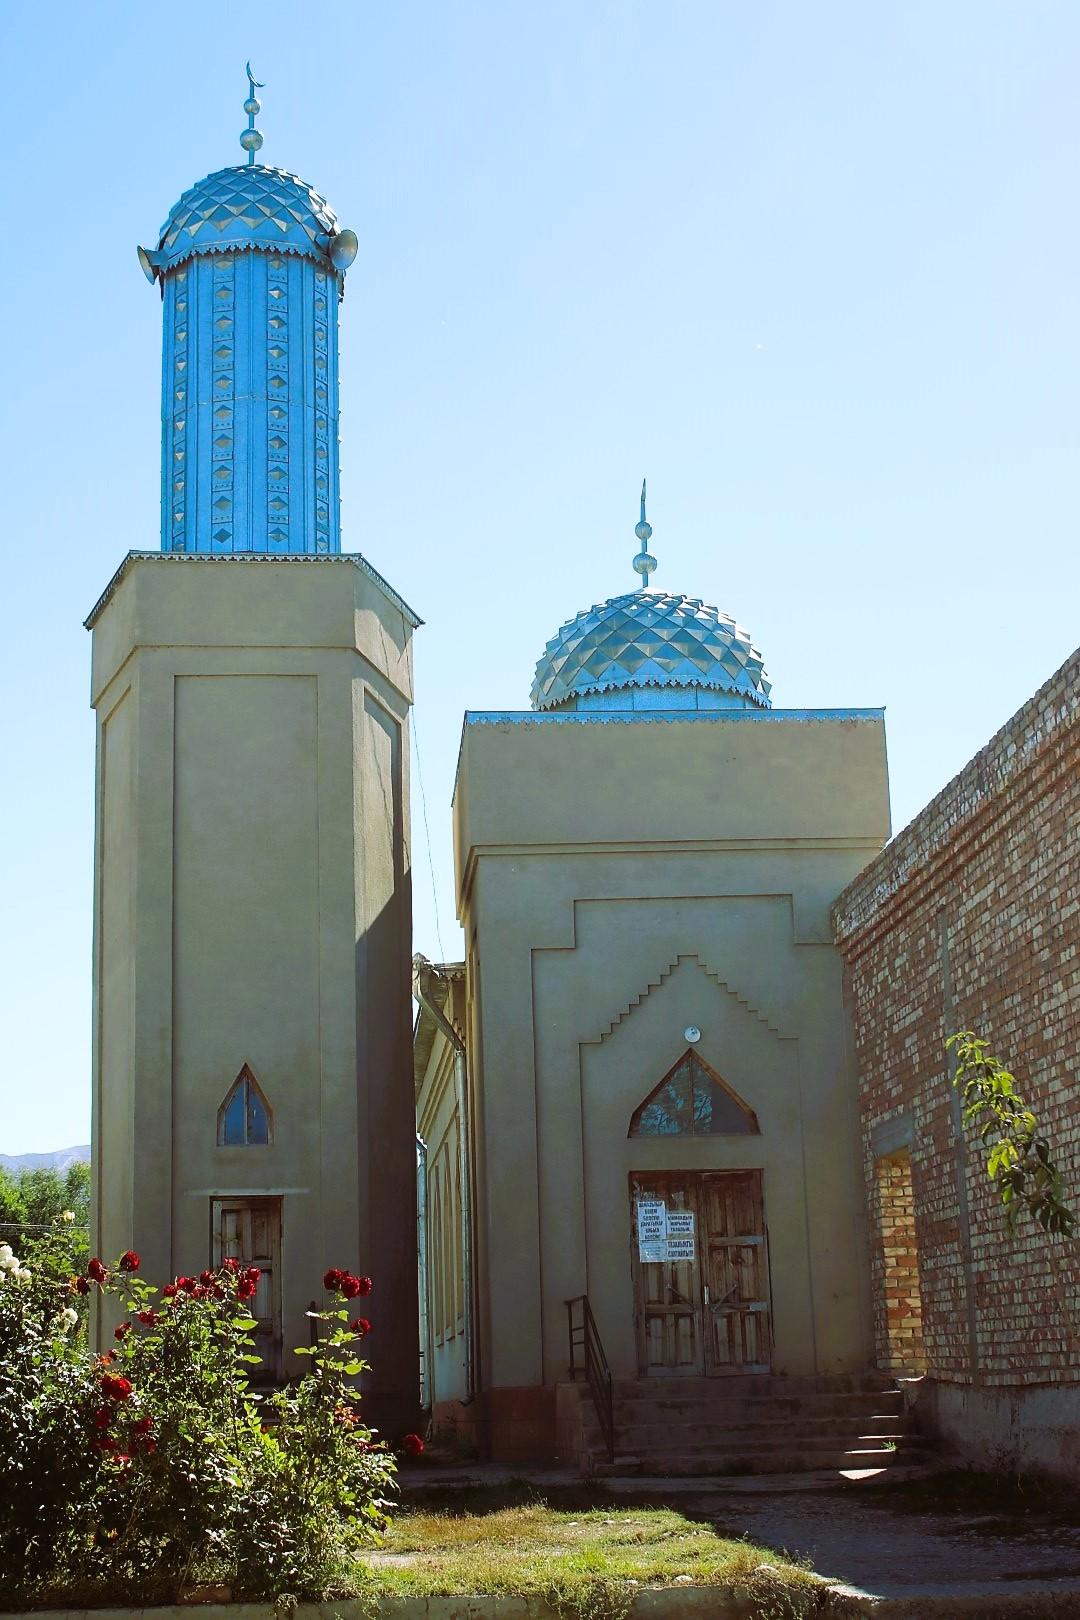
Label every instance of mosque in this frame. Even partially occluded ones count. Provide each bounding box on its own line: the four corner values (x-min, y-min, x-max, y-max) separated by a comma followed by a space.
89, 77, 1079, 1474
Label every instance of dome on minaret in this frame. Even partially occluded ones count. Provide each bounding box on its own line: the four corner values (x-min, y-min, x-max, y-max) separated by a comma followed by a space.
156, 165, 345, 274
530, 485, 772, 713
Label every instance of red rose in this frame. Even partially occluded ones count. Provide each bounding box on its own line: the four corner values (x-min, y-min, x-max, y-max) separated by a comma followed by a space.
401, 1433, 424, 1457
87, 1258, 107, 1284
162, 1284, 178, 1299
100, 1374, 134, 1402
211, 1284, 226, 1301
237, 1279, 256, 1301
349, 1317, 372, 1337
114, 1322, 131, 1341
94, 1434, 117, 1452
74, 1276, 90, 1296
132, 1415, 153, 1435
141, 1438, 157, 1454
199, 1270, 214, 1286
340, 1274, 361, 1298
323, 1268, 344, 1290
118, 1250, 140, 1272
245, 1267, 261, 1284
221, 1257, 241, 1274
191, 1285, 207, 1301
136, 1309, 158, 1327
93, 1407, 111, 1430
179, 1276, 197, 1293
355, 1275, 373, 1297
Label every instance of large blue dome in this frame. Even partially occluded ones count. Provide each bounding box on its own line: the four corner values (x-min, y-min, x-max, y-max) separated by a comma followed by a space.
157, 165, 341, 271
531, 589, 772, 713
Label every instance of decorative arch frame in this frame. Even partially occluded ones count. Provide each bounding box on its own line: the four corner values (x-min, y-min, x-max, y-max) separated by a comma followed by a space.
217, 1063, 273, 1146
628, 1048, 759, 1138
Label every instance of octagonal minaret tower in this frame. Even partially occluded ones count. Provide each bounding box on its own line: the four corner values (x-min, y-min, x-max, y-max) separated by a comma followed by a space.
87, 72, 419, 1435
138, 66, 358, 556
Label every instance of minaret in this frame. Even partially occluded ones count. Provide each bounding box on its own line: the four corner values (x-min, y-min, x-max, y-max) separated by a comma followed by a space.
87, 74, 420, 1433
138, 66, 359, 556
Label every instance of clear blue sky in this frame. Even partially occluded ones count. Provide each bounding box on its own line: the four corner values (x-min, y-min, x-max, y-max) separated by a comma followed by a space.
1, 3, 1077, 1152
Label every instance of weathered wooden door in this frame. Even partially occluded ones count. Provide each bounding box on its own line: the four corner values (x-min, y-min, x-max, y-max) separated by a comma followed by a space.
700, 1172, 770, 1375
630, 1170, 771, 1377
630, 1173, 705, 1375
212, 1197, 282, 1379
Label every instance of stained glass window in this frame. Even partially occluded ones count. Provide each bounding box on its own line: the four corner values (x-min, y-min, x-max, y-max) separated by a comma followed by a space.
217, 1066, 272, 1145
629, 1051, 758, 1137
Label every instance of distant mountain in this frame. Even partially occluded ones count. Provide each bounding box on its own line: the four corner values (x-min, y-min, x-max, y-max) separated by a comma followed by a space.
0, 1146, 90, 1174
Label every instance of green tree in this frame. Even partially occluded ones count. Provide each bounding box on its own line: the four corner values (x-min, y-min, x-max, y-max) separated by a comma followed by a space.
0, 1164, 89, 1282
948, 1031, 1074, 1236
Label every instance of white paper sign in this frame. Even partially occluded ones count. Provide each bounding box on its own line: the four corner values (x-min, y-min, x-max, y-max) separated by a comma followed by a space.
666, 1236, 696, 1261
636, 1200, 667, 1261
666, 1210, 695, 1237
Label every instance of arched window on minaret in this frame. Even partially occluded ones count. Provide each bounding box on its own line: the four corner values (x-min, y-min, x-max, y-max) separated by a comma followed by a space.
629, 1051, 759, 1137
217, 1064, 272, 1146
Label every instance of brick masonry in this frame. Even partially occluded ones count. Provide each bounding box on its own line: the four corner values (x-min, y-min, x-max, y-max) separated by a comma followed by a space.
834, 646, 1080, 1389
872, 1150, 927, 1374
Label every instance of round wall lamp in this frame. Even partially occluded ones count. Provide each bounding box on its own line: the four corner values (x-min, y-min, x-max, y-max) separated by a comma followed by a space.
684, 1026, 701, 1044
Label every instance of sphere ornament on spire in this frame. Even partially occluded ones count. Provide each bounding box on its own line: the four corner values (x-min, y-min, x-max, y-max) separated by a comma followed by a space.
632, 477, 657, 585
136, 68, 361, 557
240, 63, 265, 161
530, 484, 772, 713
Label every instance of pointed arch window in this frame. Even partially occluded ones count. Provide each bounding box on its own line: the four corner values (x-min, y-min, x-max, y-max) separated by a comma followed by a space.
217, 1065, 272, 1146
629, 1050, 759, 1137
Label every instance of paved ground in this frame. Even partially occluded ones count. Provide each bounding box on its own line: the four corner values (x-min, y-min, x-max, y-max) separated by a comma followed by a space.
698, 1484, 1080, 1602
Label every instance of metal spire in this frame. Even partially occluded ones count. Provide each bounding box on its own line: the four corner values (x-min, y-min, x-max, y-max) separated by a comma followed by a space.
239, 63, 265, 164
632, 477, 657, 587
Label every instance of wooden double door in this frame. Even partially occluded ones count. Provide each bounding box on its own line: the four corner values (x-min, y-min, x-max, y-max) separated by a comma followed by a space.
630, 1171, 771, 1376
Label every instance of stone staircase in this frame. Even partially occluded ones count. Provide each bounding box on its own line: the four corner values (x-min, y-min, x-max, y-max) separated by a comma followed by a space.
561, 1372, 929, 1478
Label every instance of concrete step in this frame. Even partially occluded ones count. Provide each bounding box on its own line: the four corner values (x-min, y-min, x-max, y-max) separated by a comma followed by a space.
612, 1393, 905, 1422
609, 1415, 915, 1446
591, 1442, 929, 1478
612, 1373, 896, 1398
598, 1433, 922, 1461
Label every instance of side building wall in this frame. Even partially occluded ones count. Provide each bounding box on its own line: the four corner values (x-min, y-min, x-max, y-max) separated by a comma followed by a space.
833, 647, 1080, 1481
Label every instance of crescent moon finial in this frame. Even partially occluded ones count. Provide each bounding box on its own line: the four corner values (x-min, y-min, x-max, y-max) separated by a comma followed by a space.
240, 63, 266, 163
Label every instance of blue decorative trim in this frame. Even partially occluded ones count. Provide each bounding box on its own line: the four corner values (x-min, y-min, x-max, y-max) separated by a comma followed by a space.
84, 550, 423, 631
464, 707, 884, 727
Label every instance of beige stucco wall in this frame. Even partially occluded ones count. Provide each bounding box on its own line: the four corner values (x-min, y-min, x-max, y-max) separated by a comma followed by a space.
415, 992, 468, 1411
453, 713, 890, 1396
89, 553, 419, 1433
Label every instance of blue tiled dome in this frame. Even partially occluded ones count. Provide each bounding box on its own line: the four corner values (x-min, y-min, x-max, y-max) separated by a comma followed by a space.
158, 165, 340, 270
531, 589, 772, 712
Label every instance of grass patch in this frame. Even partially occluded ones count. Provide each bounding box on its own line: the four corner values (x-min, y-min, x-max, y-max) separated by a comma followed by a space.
360, 1497, 822, 1618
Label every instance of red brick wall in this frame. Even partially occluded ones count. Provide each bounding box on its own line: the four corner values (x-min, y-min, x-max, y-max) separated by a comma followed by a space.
834, 648, 1080, 1388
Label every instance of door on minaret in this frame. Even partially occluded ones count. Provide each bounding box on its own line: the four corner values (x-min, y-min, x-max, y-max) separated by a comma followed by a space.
212, 1198, 282, 1381
630, 1171, 771, 1377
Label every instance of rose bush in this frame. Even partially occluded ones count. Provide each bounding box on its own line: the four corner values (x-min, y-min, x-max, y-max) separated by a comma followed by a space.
0, 1222, 399, 1607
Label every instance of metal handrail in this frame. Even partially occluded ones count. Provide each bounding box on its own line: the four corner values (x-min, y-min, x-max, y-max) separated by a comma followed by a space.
565, 1294, 615, 1462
